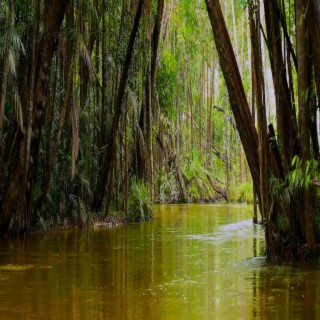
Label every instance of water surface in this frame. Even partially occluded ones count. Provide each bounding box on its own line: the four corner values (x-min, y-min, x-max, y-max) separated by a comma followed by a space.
0, 204, 319, 319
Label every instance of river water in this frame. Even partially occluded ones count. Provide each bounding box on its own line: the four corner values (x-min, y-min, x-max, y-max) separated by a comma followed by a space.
0, 204, 319, 319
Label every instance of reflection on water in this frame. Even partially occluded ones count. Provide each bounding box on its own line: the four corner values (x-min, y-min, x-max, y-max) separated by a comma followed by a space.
0, 204, 319, 319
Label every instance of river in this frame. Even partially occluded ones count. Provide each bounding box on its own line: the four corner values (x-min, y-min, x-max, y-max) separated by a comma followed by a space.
0, 204, 319, 319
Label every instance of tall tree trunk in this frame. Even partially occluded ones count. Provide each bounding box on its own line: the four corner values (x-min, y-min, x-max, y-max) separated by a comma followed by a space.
249, 0, 269, 221
264, 0, 299, 171
206, 64, 214, 168
204, 0, 261, 209
18, 0, 41, 230
36, 59, 74, 214
302, 0, 320, 98
124, 105, 129, 214
130, 0, 164, 204
0, 0, 14, 136
36, 0, 75, 214
102, 0, 145, 217
146, 0, 154, 202
144, 0, 164, 202
0, 0, 68, 234
151, 0, 165, 91
296, 0, 316, 257
231, 0, 239, 64
310, 0, 320, 33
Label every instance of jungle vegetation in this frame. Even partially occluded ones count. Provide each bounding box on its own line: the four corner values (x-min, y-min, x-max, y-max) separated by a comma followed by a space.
1, 0, 320, 260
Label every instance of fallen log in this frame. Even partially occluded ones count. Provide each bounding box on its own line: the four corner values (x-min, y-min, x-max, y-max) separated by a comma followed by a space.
206, 173, 229, 202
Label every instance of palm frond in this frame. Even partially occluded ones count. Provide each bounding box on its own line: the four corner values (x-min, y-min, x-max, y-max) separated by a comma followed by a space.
12, 81, 24, 130
12, 31, 25, 56
8, 49, 16, 76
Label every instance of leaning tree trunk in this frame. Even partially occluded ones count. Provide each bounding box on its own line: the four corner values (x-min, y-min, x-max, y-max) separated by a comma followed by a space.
204, 0, 261, 209
102, 0, 145, 217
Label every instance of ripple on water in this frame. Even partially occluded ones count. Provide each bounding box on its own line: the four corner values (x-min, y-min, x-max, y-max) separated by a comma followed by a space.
234, 256, 268, 271
0, 264, 35, 271
182, 219, 264, 245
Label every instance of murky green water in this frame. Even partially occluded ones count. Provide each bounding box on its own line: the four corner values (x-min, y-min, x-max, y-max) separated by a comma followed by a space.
0, 204, 319, 319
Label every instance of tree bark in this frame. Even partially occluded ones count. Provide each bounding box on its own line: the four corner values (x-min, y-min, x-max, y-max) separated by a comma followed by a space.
151, 0, 165, 91
296, 0, 316, 256
264, 0, 299, 171
35, 0, 75, 215
249, 0, 269, 220
36, 58, 74, 214
17, 0, 41, 230
271, 0, 297, 70
0, 0, 68, 234
0, 0, 14, 137
302, 0, 320, 98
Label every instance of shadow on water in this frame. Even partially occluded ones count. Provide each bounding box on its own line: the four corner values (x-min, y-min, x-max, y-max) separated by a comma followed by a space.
0, 204, 319, 319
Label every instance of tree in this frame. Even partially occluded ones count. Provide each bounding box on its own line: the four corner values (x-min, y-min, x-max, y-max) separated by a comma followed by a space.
204, 0, 261, 208
296, 0, 316, 256
0, 0, 69, 234
102, 0, 146, 217
0, 0, 14, 136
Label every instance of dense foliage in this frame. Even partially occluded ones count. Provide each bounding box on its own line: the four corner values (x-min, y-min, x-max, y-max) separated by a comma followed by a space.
1, 0, 320, 260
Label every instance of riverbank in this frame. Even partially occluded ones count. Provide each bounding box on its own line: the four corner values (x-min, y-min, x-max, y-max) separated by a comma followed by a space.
93, 216, 125, 229
28, 201, 254, 235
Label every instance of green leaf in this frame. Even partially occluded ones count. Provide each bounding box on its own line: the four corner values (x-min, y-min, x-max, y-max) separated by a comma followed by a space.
305, 175, 311, 190
292, 170, 297, 184
292, 155, 299, 167
306, 161, 311, 175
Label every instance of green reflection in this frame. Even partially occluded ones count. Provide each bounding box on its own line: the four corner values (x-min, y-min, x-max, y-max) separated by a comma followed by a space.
0, 205, 319, 319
